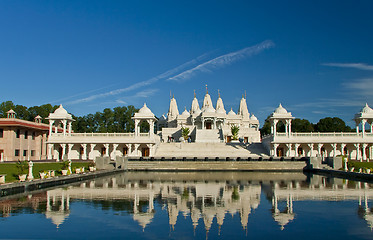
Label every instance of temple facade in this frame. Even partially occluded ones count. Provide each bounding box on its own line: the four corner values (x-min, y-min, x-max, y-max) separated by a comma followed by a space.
158, 90, 261, 143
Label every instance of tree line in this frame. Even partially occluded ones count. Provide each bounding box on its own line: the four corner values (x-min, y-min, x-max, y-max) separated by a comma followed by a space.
1, 100, 354, 135
260, 116, 354, 136
0, 101, 141, 133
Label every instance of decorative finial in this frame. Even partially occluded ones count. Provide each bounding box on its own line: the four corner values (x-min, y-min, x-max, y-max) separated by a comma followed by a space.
205, 84, 208, 94
194, 90, 196, 98
218, 89, 220, 98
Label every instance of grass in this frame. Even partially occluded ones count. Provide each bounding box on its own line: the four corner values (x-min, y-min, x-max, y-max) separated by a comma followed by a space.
0, 162, 91, 183
347, 161, 373, 171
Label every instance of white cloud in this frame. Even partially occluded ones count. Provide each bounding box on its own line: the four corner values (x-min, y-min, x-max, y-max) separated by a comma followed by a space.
322, 63, 373, 71
168, 40, 274, 82
65, 54, 210, 105
343, 78, 373, 96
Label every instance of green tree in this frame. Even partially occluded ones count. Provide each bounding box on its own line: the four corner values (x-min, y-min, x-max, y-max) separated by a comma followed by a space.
291, 118, 315, 132
181, 127, 190, 140
0, 101, 15, 118
231, 125, 240, 140
315, 117, 353, 132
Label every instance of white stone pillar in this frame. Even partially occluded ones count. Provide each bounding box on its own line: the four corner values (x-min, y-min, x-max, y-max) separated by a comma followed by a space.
134, 120, 139, 136
49, 120, 54, 137
362, 144, 367, 161
354, 143, 361, 161
61, 144, 66, 160
147, 144, 153, 156
340, 143, 346, 156
362, 119, 366, 138
308, 143, 314, 157
332, 143, 337, 157
287, 119, 292, 136
81, 144, 87, 160
356, 125, 360, 135
127, 144, 132, 156
62, 120, 67, 136
273, 119, 278, 135
272, 143, 279, 157
112, 144, 119, 159
68, 144, 74, 159
134, 144, 140, 156
286, 143, 292, 157
295, 144, 300, 157
285, 121, 289, 136
48, 144, 53, 160
68, 122, 72, 136
104, 144, 109, 157
89, 144, 96, 160
317, 144, 323, 157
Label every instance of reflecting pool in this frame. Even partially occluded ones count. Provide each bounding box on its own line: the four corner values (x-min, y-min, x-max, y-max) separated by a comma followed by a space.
1, 171, 373, 239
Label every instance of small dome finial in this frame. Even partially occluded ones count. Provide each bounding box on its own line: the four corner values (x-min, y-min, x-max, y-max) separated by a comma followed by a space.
205, 84, 208, 94
218, 89, 220, 98
194, 90, 196, 98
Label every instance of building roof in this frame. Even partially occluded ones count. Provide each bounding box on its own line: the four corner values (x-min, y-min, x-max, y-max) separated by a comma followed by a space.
270, 104, 294, 119
0, 118, 50, 131
47, 105, 74, 121
133, 103, 156, 119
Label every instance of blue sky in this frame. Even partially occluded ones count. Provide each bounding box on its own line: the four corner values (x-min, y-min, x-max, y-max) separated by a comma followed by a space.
1, 1, 373, 126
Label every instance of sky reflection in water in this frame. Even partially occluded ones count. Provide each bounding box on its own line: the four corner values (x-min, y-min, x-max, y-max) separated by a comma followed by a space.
1, 172, 373, 240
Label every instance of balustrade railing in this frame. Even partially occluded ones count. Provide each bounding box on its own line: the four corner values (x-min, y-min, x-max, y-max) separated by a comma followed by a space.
51, 132, 151, 137
274, 132, 373, 138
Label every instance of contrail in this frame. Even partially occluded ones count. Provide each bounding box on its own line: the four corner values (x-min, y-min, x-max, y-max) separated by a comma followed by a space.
65, 53, 210, 105
168, 40, 275, 82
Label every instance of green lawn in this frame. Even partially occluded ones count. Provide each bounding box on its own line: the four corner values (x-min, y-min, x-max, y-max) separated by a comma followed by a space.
347, 161, 373, 171
0, 162, 91, 183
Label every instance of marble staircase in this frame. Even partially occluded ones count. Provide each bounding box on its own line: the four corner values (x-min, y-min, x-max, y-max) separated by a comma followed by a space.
195, 129, 222, 143
153, 142, 269, 158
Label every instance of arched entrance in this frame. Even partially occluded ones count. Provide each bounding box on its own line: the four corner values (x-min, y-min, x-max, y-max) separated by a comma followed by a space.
277, 147, 284, 157
142, 147, 149, 157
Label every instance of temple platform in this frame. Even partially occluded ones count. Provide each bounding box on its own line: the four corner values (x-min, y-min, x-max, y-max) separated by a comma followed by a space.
153, 142, 270, 158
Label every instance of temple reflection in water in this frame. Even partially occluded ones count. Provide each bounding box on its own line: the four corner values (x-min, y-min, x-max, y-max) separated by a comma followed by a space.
1, 172, 373, 234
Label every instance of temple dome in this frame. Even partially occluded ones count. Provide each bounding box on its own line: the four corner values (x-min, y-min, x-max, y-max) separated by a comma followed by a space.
134, 103, 155, 118
181, 108, 190, 117
190, 96, 201, 114
274, 104, 288, 114
361, 103, 373, 113
250, 114, 258, 121
228, 108, 236, 116
48, 105, 73, 120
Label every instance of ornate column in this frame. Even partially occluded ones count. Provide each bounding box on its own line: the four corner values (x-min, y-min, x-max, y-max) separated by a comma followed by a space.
317, 144, 323, 157
68, 122, 72, 136
134, 119, 139, 136
362, 119, 367, 138
81, 144, 87, 160
89, 144, 96, 160
354, 143, 360, 161
62, 120, 67, 136
287, 119, 292, 137
340, 143, 346, 156
133, 144, 140, 156
48, 144, 53, 160
126, 144, 132, 156
308, 143, 314, 157
68, 144, 74, 159
285, 121, 289, 136
104, 144, 110, 157
295, 144, 300, 157
112, 144, 119, 159
286, 143, 292, 157
362, 144, 367, 161
272, 119, 278, 135
60, 144, 66, 161
272, 143, 279, 157
332, 143, 337, 157
49, 120, 55, 137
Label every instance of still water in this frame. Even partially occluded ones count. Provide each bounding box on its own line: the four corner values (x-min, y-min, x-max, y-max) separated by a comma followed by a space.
1, 171, 373, 239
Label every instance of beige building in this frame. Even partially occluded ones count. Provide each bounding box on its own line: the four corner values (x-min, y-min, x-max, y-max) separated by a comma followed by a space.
0, 110, 49, 162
